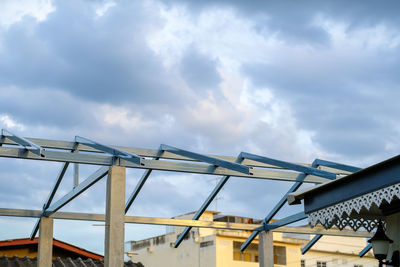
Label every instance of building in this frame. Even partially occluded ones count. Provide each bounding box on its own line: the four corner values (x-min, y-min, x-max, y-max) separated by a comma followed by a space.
0, 238, 103, 260
127, 211, 377, 267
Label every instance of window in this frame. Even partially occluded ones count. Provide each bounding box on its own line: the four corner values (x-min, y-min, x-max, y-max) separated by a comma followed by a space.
232, 241, 259, 262
317, 262, 327, 267
274, 246, 286, 265
301, 260, 305, 267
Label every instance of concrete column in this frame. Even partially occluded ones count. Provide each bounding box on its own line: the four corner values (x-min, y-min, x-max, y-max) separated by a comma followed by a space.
259, 231, 274, 267
38, 217, 53, 267
105, 166, 126, 267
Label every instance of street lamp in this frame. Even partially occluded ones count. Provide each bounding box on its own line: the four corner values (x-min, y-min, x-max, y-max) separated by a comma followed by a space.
368, 221, 398, 267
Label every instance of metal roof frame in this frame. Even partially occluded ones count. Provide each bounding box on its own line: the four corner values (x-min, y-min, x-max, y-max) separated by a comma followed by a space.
0, 129, 368, 258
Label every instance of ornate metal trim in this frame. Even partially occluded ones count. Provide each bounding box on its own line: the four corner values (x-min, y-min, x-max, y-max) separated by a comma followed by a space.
308, 183, 400, 231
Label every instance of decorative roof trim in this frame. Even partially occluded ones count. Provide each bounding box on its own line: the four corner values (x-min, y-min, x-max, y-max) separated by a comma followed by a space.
308, 183, 400, 231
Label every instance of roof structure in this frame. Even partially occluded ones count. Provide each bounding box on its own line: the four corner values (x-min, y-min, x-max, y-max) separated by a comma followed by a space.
288, 154, 400, 257
0, 129, 372, 264
288, 154, 400, 231
0, 238, 103, 260
0, 255, 143, 267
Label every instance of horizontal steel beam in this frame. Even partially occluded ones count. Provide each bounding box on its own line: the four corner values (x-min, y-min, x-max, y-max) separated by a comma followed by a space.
0, 208, 372, 237
0, 147, 330, 183
262, 212, 308, 231
43, 166, 109, 216
161, 144, 250, 174
1, 137, 352, 174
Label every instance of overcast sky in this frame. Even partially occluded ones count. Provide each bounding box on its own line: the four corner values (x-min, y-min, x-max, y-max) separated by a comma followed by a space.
0, 0, 399, 256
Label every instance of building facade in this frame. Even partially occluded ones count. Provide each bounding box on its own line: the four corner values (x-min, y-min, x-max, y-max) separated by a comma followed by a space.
127, 211, 377, 267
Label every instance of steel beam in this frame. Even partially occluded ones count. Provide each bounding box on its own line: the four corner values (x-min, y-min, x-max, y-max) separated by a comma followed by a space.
240, 153, 336, 179
313, 159, 362, 173
43, 166, 109, 216
0, 137, 357, 174
302, 234, 322, 254
0, 208, 373, 237
359, 243, 372, 257
75, 136, 142, 166
30, 162, 70, 240
160, 144, 250, 174
174, 156, 244, 248
1, 129, 45, 157
0, 147, 331, 183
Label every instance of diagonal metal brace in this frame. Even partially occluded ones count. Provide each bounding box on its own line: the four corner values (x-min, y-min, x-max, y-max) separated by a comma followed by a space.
240, 152, 336, 179
240, 159, 323, 251
125, 148, 164, 214
160, 144, 250, 175
1, 129, 45, 157
43, 166, 109, 216
30, 162, 70, 239
75, 136, 142, 165
359, 243, 372, 257
302, 234, 322, 254
174, 155, 244, 248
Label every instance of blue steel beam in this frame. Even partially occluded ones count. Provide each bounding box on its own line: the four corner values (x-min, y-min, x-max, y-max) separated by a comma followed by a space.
240, 153, 336, 180
241, 159, 323, 251
75, 136, 142, 165
30, 162, 70, 239
125, 149, 164, 214
359, 244, 372, 257
302, 234, 322, 254
313, 159, 362, 173
1, 129, 45, 157
160, 144, 250, 175
174, 156, 244, 248
43, 166, 109, 216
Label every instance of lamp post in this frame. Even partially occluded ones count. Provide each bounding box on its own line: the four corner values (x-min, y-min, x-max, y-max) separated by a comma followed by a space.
368, 221, 398, 267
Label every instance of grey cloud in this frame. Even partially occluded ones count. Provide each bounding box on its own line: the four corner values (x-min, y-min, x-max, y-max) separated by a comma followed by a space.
179, 47, 222, 93
0, 0, 182, 105
162, 0, 400, 45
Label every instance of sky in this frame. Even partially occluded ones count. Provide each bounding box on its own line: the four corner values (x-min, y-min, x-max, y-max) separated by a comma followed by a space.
0, 0, 400, 256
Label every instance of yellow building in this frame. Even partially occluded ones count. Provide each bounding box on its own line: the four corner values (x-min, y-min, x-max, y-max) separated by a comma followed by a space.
127, 211, 378, 267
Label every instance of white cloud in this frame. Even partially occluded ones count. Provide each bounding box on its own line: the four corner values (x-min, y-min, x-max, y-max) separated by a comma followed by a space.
0, 0, 55, 28
95, 1, 116, 17
0, 114, 25, 131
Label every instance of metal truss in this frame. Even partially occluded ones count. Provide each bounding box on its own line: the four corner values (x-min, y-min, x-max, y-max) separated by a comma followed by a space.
0, 129, 368, 253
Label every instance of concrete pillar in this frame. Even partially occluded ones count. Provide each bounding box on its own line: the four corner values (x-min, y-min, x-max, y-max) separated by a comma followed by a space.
38, 217, 53, 267
104, 166, 126, 267
259, 231, 274, 267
